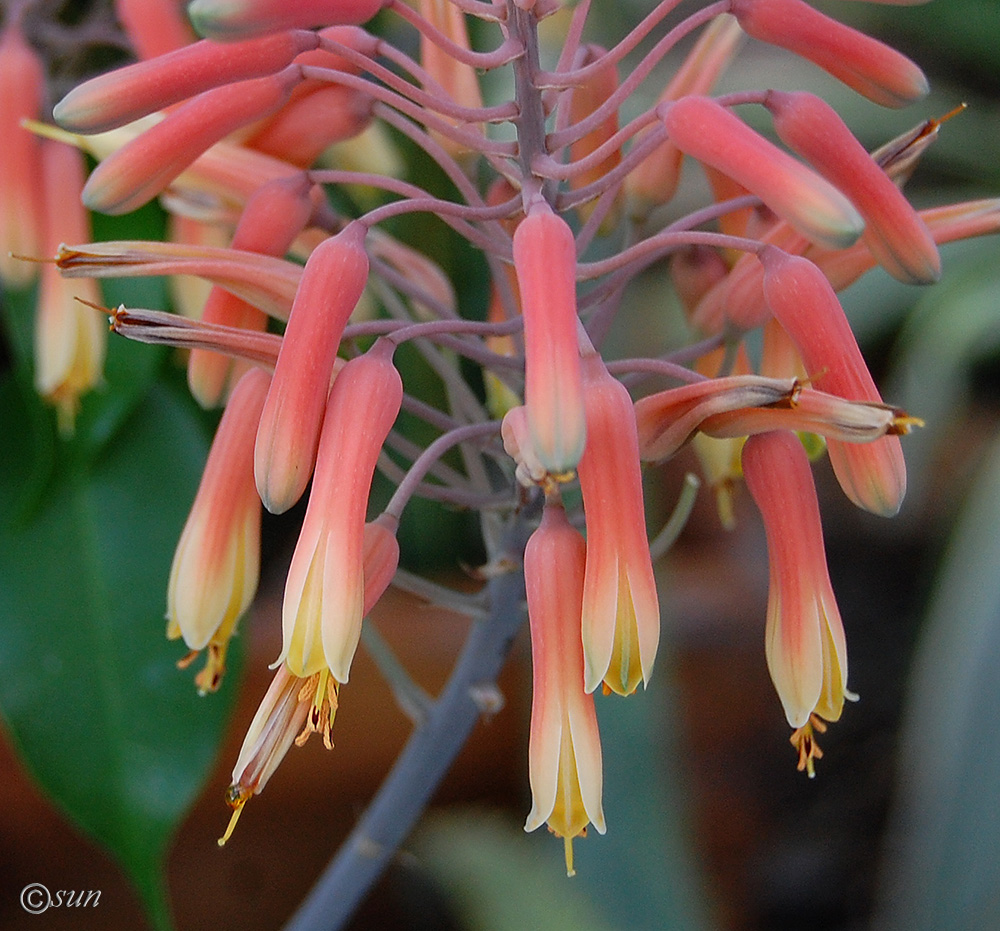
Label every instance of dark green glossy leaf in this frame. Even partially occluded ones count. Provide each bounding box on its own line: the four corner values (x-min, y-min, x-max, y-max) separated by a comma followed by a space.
0, 373, 239, 929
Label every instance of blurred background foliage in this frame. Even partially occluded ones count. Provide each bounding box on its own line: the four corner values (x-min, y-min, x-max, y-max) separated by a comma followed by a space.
1, 1, 999, 929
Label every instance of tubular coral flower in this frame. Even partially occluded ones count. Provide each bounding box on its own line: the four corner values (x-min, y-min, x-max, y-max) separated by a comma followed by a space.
0, 21, 45, 288
578, 355, 660, 696
187, 0, 387, 39
765, 90, 940, 285
278, 341, 403, 682
524, 500, 605, 877
53, 31, 320, 134
742, 431, 857, 776
759, 246, 907, 516
513, 200, 586, 476
34, 141, 106, 432
661, 95, 864, 250
167, 367, 270, 694
254, 221, 369, 514
80, 67, 305, 215
730, 0, 929, 108
188, 174, 317, 407
220, 509, 399, 843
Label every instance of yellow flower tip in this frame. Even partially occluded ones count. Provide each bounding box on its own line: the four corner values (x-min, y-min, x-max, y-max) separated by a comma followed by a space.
218, 784, 251, 847
790, 714, 828, 779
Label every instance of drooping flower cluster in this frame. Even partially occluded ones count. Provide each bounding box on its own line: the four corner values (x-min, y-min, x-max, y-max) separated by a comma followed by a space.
16, 0, 1000, 873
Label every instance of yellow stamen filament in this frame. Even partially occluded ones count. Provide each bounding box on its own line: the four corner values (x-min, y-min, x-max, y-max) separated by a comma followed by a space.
790, 714, 828, 778
564, 835, 576, 878
295, 669, 339, 749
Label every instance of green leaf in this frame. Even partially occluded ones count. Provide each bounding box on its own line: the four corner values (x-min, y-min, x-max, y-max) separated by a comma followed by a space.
0, 373, 239, 930
874, 427, 1000, 931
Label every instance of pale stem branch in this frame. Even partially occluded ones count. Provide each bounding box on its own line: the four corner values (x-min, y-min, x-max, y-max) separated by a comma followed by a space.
384, 421, 502, 521
387, 0, 524, 69
545, 1, 730, 149
649, 472, 702, 561
360, 623, 435, 726
536, 0, 688, 85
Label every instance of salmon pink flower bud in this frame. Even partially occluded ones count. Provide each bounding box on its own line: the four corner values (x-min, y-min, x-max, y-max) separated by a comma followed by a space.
361, 514, 401, 616
0, 22, 45, 288
188, 0, 387, 39
662, 96, 864, 250
81, 67, 305, 215
242, 26, 377, 165
254, 222, 369, 514
34, 142, 106, 432
626, 14, 744, 212
189, 175, 317, 407
567, 46, 620, 216
244, 84, 373, 167
167, 368, 270, 694
759, 246, 907, 515
53, 32, 319, 134
742, 431, 857, 776
524, 500, 605, 876
731, 0, 929, 108
115, 0, 196, 59
765, 90, 940, 285
278, 341, 403, 681
578, 355, 660, 696
806, 199, 1000, 294
513, 201, 586, 476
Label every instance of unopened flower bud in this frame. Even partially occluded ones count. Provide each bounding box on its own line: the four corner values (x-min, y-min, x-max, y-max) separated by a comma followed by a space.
0, 22, 45, 288
513, 201, 586, 476
759, 247, 907, 515
255, 222, 369, 514
731, 0, 929, 108
765, 90, 940, 284
82, 66, 305, 214
662, 95, 864, 250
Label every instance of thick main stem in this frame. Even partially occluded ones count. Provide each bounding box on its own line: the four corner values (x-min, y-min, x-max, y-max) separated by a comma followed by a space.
282, 514, 529, 931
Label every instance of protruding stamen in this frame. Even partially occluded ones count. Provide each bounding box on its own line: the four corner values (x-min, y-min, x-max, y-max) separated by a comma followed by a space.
790, 715, 828, 778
